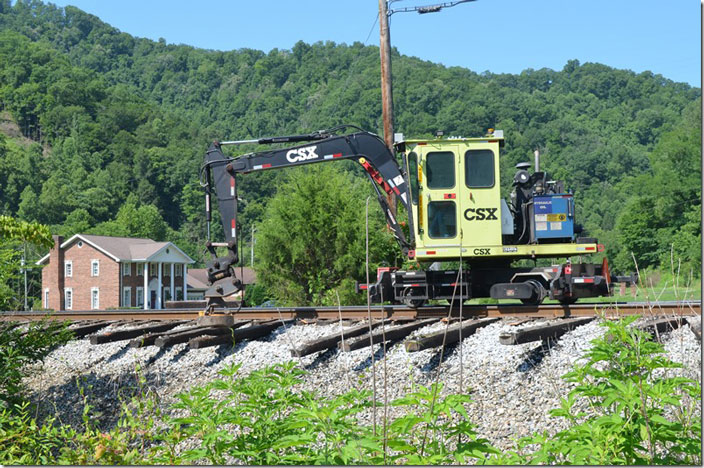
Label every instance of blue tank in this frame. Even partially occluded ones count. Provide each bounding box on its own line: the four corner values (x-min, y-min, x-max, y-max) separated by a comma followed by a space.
533, 194, 574, 239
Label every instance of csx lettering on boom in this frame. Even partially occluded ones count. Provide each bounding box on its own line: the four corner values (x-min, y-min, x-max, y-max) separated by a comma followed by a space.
286, 146, 319, 163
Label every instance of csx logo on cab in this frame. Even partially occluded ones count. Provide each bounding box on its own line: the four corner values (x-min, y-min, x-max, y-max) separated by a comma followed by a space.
473, 248, 491, 255
464, 208, 498, 221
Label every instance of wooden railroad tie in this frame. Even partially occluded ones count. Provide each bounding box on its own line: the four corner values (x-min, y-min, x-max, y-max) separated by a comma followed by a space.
290, 320, 384, 357
88, 320, 189, 344
129, 324, 212, 348
635, 316, 687, 341
1, 321, 25, 332
688, 316, 701, 341
65, 320, 119, 339
154, 319, 255, 348
340, 318, 438, 352
189, 319, 294, 349
499, 317, 595, 345
405, 318, 500, 352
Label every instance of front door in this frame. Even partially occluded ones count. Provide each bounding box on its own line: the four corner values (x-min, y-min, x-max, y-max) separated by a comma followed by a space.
419, 144, 461, 249
457, 143, 502, 249
150, 291, 156, 309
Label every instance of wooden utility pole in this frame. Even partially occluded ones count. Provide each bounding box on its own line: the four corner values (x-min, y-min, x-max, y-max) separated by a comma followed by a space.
377, 1, 476, 219
378, 0, 396, 216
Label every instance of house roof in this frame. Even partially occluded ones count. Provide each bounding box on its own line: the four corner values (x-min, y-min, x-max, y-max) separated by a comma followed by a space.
187, 267, 257, 291
36, 234, 195, 265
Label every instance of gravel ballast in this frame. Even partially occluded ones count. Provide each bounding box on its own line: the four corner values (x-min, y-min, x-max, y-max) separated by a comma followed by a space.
22, 316, 702, 451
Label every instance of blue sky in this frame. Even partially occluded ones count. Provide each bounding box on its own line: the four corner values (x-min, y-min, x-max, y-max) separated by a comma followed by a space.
47, 0, 701, 86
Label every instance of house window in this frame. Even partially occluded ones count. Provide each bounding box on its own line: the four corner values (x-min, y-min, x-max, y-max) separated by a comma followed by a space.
187, 292, 203, 301
136, 287, 144, 307
91, 288, 99, 310
91, 260, 99, 277
122, 262, 131, 276
164, 264, 170, 277
149, 263, 157, 276
136, 263, 145, 276
123, 287, 131, 307
176, 287, 183, 301
44, 289, 49, 309
175, 264, 183, 276
65, 261, 73, 278
64, 288, 73, 310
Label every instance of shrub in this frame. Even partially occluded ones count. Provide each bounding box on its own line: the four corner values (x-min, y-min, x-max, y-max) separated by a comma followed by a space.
150, 362, 496, 465
0, 318, 71, 408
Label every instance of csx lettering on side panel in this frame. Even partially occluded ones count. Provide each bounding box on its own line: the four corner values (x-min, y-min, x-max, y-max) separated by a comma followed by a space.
463, 207, 498, 221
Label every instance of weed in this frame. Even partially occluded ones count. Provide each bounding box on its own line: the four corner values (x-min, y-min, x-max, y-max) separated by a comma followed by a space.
490, 316, 702, 465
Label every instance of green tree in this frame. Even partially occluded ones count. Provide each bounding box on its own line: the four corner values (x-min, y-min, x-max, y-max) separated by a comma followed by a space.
615, 99, 701, 273
255, 164, 399, 305
0, 215, 51, 310
90, 197, 169, 240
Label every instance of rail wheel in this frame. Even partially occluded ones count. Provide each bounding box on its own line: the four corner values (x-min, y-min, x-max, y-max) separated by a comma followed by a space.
403, 297, 426, 308
519, 280, 546, 305
401, 287, 426, 308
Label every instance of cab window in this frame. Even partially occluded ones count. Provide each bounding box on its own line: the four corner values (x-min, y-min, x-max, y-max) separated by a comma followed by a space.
426, 151, 455, 189
465, 149, 495, 188
407, 152, 419, 205
428, 201, 456, 238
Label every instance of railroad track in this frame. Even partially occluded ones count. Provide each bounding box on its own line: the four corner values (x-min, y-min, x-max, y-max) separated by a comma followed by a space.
1, 300, 700, 322
1, 301, 699, 357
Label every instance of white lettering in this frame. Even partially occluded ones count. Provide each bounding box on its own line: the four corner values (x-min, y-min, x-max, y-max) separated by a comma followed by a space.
286, 145, 319, 163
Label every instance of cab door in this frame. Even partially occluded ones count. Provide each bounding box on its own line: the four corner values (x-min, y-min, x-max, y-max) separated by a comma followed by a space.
457, 143, 502, 250
418, 144, 461, 249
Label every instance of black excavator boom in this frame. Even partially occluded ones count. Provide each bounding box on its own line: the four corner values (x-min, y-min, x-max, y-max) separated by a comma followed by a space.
201, 126, 411, 309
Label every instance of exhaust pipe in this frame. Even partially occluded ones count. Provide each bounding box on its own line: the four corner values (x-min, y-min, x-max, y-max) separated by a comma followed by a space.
534, 149, 540, 172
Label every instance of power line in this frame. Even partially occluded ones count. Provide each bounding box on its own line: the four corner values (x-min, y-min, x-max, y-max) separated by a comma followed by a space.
387, 0, 476, 16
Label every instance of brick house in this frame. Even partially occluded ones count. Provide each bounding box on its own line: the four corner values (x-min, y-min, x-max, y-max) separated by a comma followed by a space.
37, 234, 195, 311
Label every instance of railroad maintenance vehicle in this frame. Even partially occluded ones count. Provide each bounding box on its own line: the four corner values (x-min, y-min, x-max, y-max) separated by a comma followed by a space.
200, 125, 634, 311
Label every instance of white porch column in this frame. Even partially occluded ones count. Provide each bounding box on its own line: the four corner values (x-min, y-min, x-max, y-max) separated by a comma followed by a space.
157, 262, 162, 309
183, 264, 188, 301
143, 262, 148, 310
170, 263, 175, 304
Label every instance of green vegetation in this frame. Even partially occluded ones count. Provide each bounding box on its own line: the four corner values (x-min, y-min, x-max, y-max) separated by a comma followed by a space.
0, 215, 52, 310
0, 0, 700, 306
0, 316, 699, 464
491, 316, 701, 465
255, 164, 398, 305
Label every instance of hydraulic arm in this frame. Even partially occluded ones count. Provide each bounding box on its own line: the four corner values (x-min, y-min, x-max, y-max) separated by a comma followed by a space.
201, 125, 411, 308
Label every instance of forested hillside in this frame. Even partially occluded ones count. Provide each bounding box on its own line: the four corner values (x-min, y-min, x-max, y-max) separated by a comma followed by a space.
0, 0, 700, 290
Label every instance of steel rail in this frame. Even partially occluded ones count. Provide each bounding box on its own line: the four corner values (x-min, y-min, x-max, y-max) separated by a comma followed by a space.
1, 300, 699, 323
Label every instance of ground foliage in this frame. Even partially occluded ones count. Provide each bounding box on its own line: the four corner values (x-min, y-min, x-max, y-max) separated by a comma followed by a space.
0, 317, 700, 465
489, 316, 701, 465
0, 0, 700, 305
